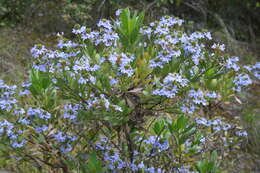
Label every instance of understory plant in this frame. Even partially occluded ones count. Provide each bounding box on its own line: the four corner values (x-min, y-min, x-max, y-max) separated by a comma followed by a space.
0, 8, 259, 173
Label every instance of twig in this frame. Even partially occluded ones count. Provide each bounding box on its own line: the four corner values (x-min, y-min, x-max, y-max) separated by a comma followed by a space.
97, 0, 107, 13
144, 0, 158, 12
212, 13, 249, 46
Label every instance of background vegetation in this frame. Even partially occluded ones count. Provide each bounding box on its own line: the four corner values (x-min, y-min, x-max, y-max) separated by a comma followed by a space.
0, 0, 260, 172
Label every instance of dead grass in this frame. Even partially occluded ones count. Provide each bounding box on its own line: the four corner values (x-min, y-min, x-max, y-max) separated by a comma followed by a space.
0, 27, 57, 83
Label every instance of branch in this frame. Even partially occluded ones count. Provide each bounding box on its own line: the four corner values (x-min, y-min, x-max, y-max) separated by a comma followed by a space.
144, 0, 158, 12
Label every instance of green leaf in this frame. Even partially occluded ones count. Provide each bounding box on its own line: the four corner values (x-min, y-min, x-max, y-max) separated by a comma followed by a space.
204, 68, 216, 79
117, 8, 144, 50
176, 115, 188, 130
87, 152, 104, 173
29, 69, 52, 96
153, 121, 162, 135
211, 151, 218, 161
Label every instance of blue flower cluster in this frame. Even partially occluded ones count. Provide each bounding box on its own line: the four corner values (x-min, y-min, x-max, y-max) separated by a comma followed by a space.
63, 103, 82, 121
225, 57, 240, 72
233, 74, 252, 92
188, 89, 207, 106
0, 80, 17, 111
244, 62, 260, 80
95, 136, 170, 172
153, 73, 188, 98
0, 9, 258, 172
53, 131, 77, 153
19, 82, 31, 96
0, 120, 26, 148
195, 117, 232, 132
27, 107, 51, 120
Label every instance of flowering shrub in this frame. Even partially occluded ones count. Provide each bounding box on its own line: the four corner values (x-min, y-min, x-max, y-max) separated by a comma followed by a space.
0, 9, 259, 172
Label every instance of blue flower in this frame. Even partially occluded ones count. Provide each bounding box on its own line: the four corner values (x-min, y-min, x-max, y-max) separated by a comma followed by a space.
163, 73, 189, 87
115, 9, 121, 16
211, 43, 225, 51
189, 89, 207, 106
97, 19, 113, 31
235, 130, 248, 137
18, 118, 30, 125
117, 53, 135, 77
14, 108, 25, 115
195, 117, 211, 126
31, 45, 47, 58
19, 89, 30, 96
138, 161, 145, 169
130, 163, 138, 171
226, 57, 240, 72
181, 104, 195, 114
27, 107, 51, 120
72, 26, 86, 34
53, 131, 67, 143
109, 78, 118, 86
233, 74, 252, 92
206, 92, 218, 98
60, 143, 72, 153
253, 71, 260, 80
146, 167, 155, 173
57, 40, 78, 49
63, 104, 81, 121
35, 125, 48, 133
11, 140, 26, 148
